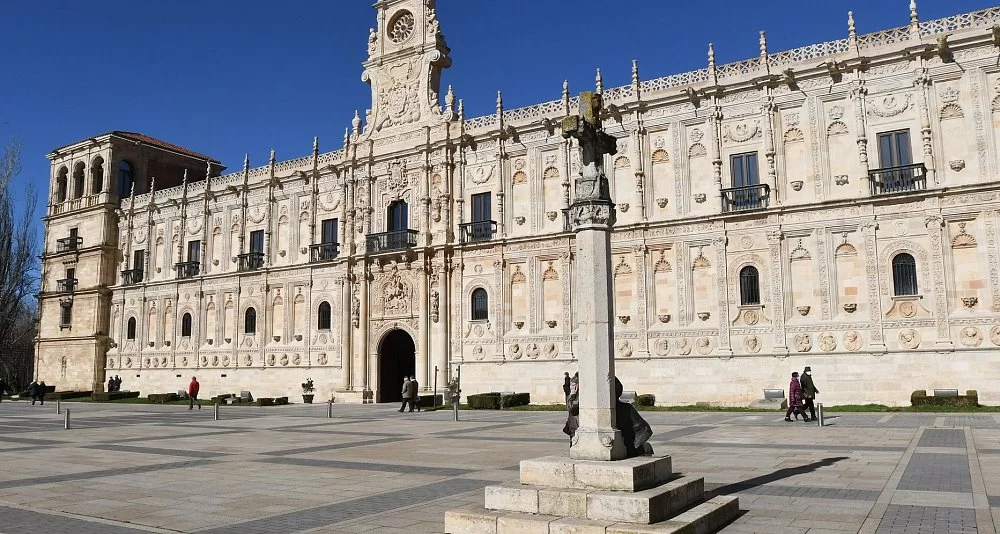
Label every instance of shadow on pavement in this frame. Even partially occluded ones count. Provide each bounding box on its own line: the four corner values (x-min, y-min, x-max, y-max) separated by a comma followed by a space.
707, 456, 850, 496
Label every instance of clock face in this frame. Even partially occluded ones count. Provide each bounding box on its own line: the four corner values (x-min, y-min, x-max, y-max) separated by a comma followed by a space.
387, 10, 415, 44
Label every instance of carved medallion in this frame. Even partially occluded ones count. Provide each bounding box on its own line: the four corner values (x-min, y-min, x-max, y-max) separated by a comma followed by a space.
744, 336, 761, 354
794, 333, 812, 352
526, 343, 540, 359
653, 339, 670, 356
617, 341, 633, 358
695, 337, 712, 355
898, 329, 921, 350
819, 332, 837, 352
675, 338, 691, 356
508, 344, 521, 360
960, 327, 983, 347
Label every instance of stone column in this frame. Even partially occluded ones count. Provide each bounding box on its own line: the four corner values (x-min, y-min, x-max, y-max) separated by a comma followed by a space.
766, 230, 788, 352
925, 215, 953, 349
356, 266, 370, 392
417, 264, 429, 389
340, 276, 352, 390
562, 92, 626, 461
432, 259, 450, 385
860, 221, 885, 352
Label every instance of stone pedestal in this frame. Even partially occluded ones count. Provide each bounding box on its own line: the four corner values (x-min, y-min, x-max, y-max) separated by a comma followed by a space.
445, 455, 738, 533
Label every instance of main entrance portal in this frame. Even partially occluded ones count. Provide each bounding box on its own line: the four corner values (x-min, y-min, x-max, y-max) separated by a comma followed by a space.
377, 329, 415, 403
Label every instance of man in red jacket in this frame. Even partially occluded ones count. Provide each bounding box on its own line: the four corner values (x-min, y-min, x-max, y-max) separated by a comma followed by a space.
188, 377, 201, 410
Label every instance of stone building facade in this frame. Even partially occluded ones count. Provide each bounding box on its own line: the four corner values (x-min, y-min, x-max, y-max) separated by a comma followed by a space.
36, 1, 1000, 405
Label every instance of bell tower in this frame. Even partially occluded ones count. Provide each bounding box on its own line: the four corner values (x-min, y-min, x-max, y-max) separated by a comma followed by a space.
361, 0, 452, 137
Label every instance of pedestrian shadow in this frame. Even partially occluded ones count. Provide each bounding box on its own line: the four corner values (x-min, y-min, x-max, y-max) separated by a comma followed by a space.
706, 456, 849, 496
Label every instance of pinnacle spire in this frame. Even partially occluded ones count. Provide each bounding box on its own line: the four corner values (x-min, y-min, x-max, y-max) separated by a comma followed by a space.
595, 68, 603, 94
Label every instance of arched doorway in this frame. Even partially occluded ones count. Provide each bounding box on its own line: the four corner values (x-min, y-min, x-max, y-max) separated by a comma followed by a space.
377, 329, 415, 403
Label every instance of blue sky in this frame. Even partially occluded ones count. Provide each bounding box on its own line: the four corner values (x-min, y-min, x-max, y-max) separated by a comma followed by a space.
1, 0, 994, 207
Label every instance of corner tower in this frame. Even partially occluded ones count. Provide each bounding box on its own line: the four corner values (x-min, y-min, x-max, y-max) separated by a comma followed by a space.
360, 0, 452, 138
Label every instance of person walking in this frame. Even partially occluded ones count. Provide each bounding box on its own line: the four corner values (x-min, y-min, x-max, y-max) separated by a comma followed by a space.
0, 377, 8, 402
408, 377, 420, 412
562, 372, 580, 445
800, 366, 819, 422
107, 376, 115, 393
784, 371, 804, 422
115, 376, 122, 392
562, 372, 571, 403
399, 376, 411, 412
188, 376, 201, 410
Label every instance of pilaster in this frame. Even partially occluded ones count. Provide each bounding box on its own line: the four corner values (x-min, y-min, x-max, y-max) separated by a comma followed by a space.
861, 221, 885, 351
925, 214, 953, 349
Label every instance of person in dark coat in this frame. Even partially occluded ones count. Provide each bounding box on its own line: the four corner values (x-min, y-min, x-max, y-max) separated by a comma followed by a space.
107, 377, 115, 393
114, 376, 122, 392
408, 377, 420, 412
800, 366, 819, 422
0, 377, 8, 402
399, 376, 411, 413
562, 373, 579, 444
562, 372, 571, 402
615, 377, 654, 457
785, 372, 804, 422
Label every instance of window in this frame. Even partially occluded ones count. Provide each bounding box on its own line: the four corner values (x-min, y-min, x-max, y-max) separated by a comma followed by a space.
321, 218, 338, 244
181, 313, 193, 337
877, 130, 912, 169
249, 230, 264, 254
73, 162, 85, 199
56, 167, 68, 203
317, 301, 332, 330
471, 193, 491, 222
739, 266, 760, 306
730, 152, 759, 187
118, 160, 134, 197
60, 303, 72, 327
245, 307, 257, 334
471, 288, 489, 321
892, 253, 918, 296
187, 240, 201, 263
127, 317, 137, 340
66, 267, 76, 282
133, 249, 145, 269
387, 201, 408, 231
91, 157, 104, 194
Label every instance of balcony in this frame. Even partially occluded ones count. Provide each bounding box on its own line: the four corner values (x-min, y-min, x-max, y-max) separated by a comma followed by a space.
459, 221, 497, 244
55, 278, 78, 293
721, 184, 770, 213
868, 163, 927, 196
174, 261, 201, 279
55, 236, 82, 253
309, 243, 340, 262
366, 229, 418, 254
237, 252, 265, 272
120, 269, 144, 285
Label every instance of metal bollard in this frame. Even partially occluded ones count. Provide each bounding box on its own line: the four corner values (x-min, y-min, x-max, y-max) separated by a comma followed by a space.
452, 395, 460, 422
327, 400, 333, 419
57, 399, 61, 414
214, 402, 219, 421
816, 402, 824, 427
64, 409, 71, 430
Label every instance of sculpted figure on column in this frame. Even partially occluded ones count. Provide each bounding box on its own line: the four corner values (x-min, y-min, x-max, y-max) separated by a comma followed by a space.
562, 91, 652, 461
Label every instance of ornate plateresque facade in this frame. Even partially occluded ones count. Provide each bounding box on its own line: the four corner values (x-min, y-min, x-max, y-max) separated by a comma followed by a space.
36, 1, 1000, 405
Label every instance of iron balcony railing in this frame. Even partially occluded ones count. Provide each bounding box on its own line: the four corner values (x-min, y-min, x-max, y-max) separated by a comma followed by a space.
55, 278, 78, 293
55, 236, 82, 253
174, 261, 201, 279
459, 221, 497, 243
309, 243, 341, 262
237, 252, 265, 272
365, 229, 418, 253
721, 184, 771, 213
120, 269, 144, 285
868, 163, 927, 196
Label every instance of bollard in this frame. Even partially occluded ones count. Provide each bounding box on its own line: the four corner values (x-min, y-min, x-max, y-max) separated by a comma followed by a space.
433, 366, 438, 408
64, 409, 71, 430
327, 399, 333, 419
453, 400, 459, 421
214, 402, 219, 421
57, 399, 61, 414
816, 402, 824, 427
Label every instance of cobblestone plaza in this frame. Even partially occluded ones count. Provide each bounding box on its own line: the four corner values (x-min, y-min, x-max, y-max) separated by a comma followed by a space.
1, 402, 998, 533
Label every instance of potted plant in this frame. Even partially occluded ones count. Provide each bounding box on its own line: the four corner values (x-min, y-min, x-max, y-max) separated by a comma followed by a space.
301, 378, 315, 404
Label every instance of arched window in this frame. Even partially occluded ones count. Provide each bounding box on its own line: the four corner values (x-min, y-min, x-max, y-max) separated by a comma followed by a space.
471, 288, 489, 321
126, 317, 137, 340
892, 253, 918, 296
245, 307, 257, 334
72, 162, 85, 199
317, 301, 332, 330
181, 313, 192, 337
56, 167, 68, 203
387, 200, 408, 231
91, 157, 104, 194
118, 160, 134, 197
739, 266, 760, 306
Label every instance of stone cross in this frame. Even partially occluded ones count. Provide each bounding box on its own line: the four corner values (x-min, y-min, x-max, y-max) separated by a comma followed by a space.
562, 91, 626, 461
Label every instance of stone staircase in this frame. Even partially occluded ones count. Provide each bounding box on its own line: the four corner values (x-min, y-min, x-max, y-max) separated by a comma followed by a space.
445, 454, 739, 533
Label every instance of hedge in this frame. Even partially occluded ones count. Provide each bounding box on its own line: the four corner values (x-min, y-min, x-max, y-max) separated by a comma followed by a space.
467, 392, 530, 409
910, 389, 979, 407
44, 390, 92, 401
256, 398, 274, 407
635, 394, 656, 407
92, 391, 140, 402
147, 393, 179, 404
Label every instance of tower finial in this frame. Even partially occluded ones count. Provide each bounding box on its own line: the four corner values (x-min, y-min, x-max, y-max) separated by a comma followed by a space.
313, 136, 319, 154
269, 149, 276, 165
496, 90, 503, 114
352, 110, 362, 137
595, 68, 603, 94
182, 168, 188, 186
344, 127, 350, 146
445, 85, 455, 114
708, 43, 716, 69
631, 59, 639, 87
848, 11, 856, 37
759, 31, 768, 58
458, 98, 465, 120
243, 153, 249, 172
910, 0, 918, 24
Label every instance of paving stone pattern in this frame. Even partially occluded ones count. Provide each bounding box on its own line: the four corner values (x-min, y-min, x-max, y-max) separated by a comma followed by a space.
0, 402, 998, 533
896, 453, 973, 493
875, 504, 977, 534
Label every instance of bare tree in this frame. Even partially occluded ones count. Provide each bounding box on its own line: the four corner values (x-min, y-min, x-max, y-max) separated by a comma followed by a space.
0, 139, 39, 388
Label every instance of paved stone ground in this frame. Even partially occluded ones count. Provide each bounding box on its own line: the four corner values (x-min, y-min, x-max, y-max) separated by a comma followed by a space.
0, 401, 998, 533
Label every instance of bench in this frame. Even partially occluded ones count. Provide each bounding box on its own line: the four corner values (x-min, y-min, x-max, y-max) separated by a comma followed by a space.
763, 389, 785, 401
619, 391, 638, 405
933, 389, 959, 397
750, 388, 787, 410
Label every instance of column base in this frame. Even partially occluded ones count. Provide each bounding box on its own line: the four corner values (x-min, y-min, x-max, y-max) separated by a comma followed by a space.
570, 427, 627, 461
